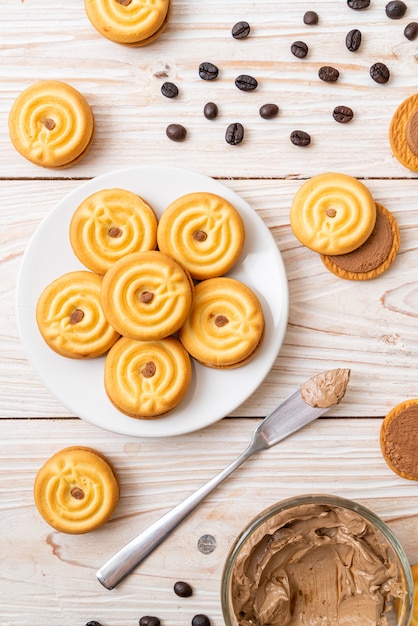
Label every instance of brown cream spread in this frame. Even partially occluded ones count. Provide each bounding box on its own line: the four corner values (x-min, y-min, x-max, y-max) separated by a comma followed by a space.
230, 503, 405, 626
300, 368, 350, 408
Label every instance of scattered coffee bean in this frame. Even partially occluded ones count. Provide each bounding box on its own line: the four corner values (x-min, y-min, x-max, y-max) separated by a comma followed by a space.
85, 622, 102, 626
346, 28, 362, 51
139, 617, 161, 626
192, 615, 211, 626
199, 62, 219, 81
385, 0, 407, 19
303, 10, 319, 24
166, 124, 187, 142
290, 130, 311, 146
370, 62, 390, 84
225, 122, 244, 145
174, 580, 193, 597
259, 103, 279, 119
203, 102, 218, 120
404, 21, 418, 40
161, 81, 179, 98
333, 105, 354, 123
291, 40, 308, 58
235, 74, 258, 91
232, 21, 250, 39
347, 0, 370, 9
318, 66, 339, 82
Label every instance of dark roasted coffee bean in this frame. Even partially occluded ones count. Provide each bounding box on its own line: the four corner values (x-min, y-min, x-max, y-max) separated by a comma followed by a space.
318, 66, 339, 82
404, 21, 418, 40
385, 0, 407, 19
161, 81, 178, 98
85, 622, 102, 626
192, 615, 211, 626
174, 580, 193, 597
259, 103, 279, 119
291, 40, 308, 58
203, 102, 218, 120
232, 21, 250, 39
235, 74, 258, 91
347, 0, 370, 9
333, 105, 354, 123
290, 130, 311, 147
346, 28, 362, 51
303, 10, 319, 24
225, 122, 244, 145
139, 617, 161, 626
199, 62, 219, 80
166, 124, 187, 142
370, 62, 390, 84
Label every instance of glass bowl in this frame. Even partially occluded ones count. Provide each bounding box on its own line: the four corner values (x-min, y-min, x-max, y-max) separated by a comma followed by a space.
221, 494, 413, 626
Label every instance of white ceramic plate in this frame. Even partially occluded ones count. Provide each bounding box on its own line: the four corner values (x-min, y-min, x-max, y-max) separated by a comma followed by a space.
17, 166, 289, 437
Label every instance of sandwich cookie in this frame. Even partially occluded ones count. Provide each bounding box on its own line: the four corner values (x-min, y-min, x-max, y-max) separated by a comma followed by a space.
389, 93, 418, 173
380, 399, 418, 481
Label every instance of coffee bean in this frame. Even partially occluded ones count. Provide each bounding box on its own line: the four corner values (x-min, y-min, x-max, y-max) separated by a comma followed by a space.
235, 74, 258, 91
385, 0, 407, 19
85, 622, 102, 626
225, 122, 244, 145
370, 62, 390, 84
290, 130, 311, 147
259, 103, 279, 119
161, 82, 178, 98
318, 66, 339, 82
291, 40, 308, 58
347, 0, 370, 9
232, 21, 250, 39
346, 28, 362, 51
404, 21, 418, 40
203, 102, 218, 120
303, 10, 318, 24
199, 62, 219, 81
139, 617, 161, 626
333, 105, 354, 123
192, 615, 211, 626
174, 581, 193, 597
166, 124, 187, 142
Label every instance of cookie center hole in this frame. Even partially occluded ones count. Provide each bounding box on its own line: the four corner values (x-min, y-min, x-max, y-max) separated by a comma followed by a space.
326, 208, 337, 218
115, 0, 131, 5
108, 226, 122, 238
140, 291, 154, 304
71, 487, 85, 500
215, 315, 229, 327
141, 361, 156, 378
193, 229, 207, 242
43, 118, 56, 130
69, 309, 84, 325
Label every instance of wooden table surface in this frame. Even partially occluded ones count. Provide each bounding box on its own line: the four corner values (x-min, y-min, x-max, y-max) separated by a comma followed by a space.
2, 2, 418, 624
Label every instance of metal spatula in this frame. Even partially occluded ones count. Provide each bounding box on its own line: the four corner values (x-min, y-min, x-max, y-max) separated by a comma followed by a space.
97, 368, 350, 590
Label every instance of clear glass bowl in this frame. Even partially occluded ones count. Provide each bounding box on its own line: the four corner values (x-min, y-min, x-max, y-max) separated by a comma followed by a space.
221, 494, 413, 626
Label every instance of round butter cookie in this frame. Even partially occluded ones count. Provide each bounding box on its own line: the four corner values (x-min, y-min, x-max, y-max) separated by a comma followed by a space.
179, 277, 264, 369
84, 0, 171, 46
36, 270, 120, 359
34, 446, 119, 534
389, 94, 418, 173
100, 250, 194, 340
70, 188, 158, 275
8, 80, 94, 169
290, 172, 377, 255
321, 203, 400, 280
380, 399, 418, 481
157, 192, 245, 280
105, 336, 192, 418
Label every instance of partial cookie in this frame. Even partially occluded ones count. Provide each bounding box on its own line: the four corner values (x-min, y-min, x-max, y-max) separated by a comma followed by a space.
157, 192, 245, 280
84, 0, 171, 46
321, 202, 400, 280
179, 277, 265, 369
290, 172, 377, 255
34, 446, 119, 534
380, 399, 418, 481
389, 94, 418, 173
70, 188, 158, 275
100, 251, 194, 341
8, 80, 94, 168
105, 336, 192, 418
410, 563, 418, 626
36, 270, 120, 358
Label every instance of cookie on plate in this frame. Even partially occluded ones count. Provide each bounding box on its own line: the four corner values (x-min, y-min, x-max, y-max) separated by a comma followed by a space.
389, 93, 418, 173
100, 250, 194, 340
84, 0, 171, 46
105, 336, 192, 418
380, 399, 418, 481
8, 80, 94, 168
157, 192, 245, 280
290, 172, 377, 255
69, 188, 158, 275
179, 277, 264, 369
36, 270, 120, 358
34, 446, 119, 534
